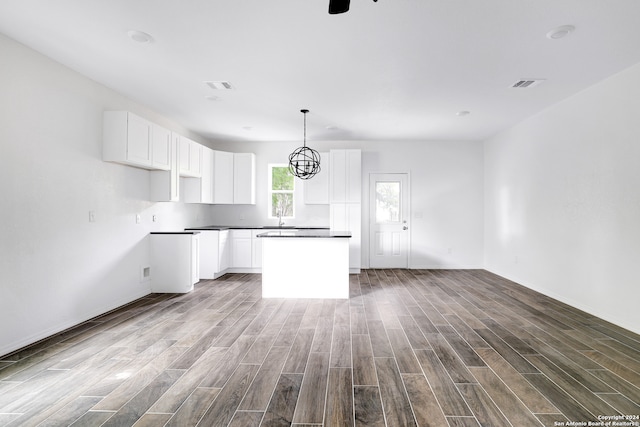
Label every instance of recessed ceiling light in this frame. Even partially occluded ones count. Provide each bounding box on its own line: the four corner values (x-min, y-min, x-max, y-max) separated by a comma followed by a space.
546, 25, 575, 40
456, 111, 470, 117
127, 30, 154, 44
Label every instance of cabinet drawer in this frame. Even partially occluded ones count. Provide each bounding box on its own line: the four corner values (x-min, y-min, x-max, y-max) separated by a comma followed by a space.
231, 229, 252, 239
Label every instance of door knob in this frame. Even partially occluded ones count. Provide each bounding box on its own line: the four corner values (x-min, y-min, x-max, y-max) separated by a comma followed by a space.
403, 226, 408, 230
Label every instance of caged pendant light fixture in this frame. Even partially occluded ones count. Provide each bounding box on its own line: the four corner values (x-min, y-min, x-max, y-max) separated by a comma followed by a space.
288, 109, 321, 180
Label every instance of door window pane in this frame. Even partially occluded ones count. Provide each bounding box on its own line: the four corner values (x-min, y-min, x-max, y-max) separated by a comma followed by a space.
376, 182, 400, 223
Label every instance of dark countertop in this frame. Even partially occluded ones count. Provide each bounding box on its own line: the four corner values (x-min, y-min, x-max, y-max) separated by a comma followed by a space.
150, 231, 200, 235
185, 225, 330, 231
257, 230, 351, 238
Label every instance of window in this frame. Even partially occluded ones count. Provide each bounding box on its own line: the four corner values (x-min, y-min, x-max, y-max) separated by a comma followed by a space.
375, 181, 401, 223
268, 164, 295, 218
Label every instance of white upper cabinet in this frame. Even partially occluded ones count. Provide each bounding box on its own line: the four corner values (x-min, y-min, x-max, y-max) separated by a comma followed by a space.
178, 136, 202, 178
213, 150, 234, 204
346, 149, 362, 202
103, 111, 174, 171
104, 111, 257, 205
182, 146, 213, 204
200, 147, 213, 204
103, 111, 153, 169
151, 124, 171, 170
330, 149, 361, 203
329, 149, 362, 272
149, 134, 179, 202
233, 153, 256, 205
304, 152, 329, 204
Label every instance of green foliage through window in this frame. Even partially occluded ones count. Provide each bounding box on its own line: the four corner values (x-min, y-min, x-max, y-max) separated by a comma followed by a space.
269, 165, 295, 218
272, 167, 294, 191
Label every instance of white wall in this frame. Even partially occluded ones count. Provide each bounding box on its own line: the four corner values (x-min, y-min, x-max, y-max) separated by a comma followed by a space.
0, 33, 214, 356
484, 62, 640, 334
209, 139, 485, 270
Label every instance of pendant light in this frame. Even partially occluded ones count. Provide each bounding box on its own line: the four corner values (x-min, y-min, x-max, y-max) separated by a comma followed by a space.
288, 109, 321, 180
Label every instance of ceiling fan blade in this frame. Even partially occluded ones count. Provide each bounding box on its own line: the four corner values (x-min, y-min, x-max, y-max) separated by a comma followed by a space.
328, 0, 350, 14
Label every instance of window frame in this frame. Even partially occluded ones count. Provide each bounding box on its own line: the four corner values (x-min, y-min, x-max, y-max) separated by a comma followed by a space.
267, 163, 295, 219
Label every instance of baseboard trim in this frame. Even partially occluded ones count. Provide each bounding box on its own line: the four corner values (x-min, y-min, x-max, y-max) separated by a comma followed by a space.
485, 268, 640, 336
0, 289, 150, 358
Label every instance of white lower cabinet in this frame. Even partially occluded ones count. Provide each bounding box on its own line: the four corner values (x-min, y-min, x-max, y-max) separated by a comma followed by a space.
330, 203, 361, 272
230, 229, 263, 272
231, 229, 252, 269
188, 228, 274, 278
219, 230, 230, 272
189, 229, 231, 279
194, 230, 220, 279
150, 232, 199, 293
252, 230, 263, 268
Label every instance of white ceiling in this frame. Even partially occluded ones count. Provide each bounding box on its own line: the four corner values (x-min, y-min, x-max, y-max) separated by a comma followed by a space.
1, 0, 640, 143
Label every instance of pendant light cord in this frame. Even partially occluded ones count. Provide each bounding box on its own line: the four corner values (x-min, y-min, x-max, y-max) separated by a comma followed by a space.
301, 109, 309, 148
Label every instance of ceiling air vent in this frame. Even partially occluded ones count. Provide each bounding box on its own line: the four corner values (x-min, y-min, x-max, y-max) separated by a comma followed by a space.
511, 79, 545, 88
204, 81, 234, 90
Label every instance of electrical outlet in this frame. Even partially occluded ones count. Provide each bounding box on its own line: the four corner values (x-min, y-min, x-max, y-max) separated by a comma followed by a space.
140, 266, 151, 282
89, 211, 96, 222
136, 214, 141, 224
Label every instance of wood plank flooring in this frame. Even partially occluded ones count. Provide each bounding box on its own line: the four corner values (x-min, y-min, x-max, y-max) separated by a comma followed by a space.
1, 269, 639, 426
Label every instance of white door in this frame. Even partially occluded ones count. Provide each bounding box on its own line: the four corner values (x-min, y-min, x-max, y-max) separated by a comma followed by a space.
369, 173, 409, 268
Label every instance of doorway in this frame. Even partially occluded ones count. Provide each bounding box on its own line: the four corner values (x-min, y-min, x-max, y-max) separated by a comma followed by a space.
369, 173, 409, 268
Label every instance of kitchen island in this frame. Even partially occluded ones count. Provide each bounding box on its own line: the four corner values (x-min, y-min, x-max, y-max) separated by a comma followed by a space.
257, 229, 352, 299
184, 225, 330, 279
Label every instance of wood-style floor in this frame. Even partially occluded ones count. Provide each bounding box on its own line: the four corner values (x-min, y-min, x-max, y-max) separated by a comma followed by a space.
1, 270, 639, 427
